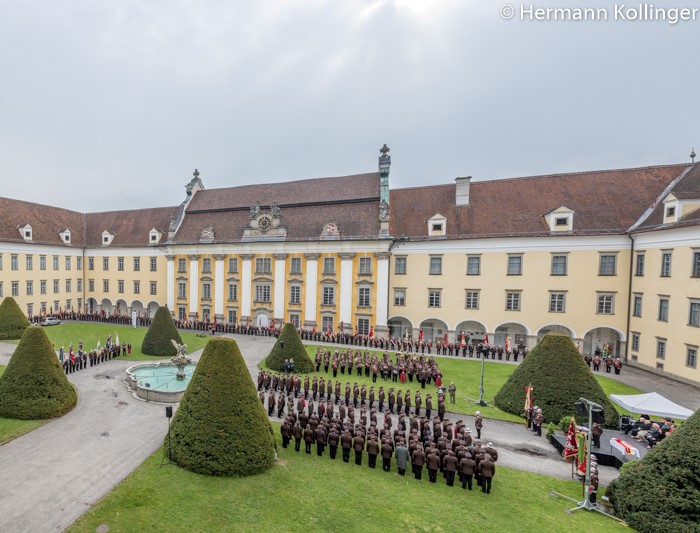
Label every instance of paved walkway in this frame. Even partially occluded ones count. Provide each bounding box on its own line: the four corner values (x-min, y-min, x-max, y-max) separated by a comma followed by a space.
0, 335, 697, 532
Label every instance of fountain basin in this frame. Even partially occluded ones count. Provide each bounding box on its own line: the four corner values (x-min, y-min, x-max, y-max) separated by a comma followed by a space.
125, 362, 196, 403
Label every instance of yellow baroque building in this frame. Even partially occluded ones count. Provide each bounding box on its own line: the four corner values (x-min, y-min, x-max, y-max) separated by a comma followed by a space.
0, 147, 698, 385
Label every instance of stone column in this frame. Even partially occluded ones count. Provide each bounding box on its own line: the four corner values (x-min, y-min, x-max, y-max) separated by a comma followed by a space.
374, 251, 391, 337
273, 253, 287, 322
240, 254, 253, 323
304, 253, 319, 328
188, 254, 199, 318
339, 252, 355, 330
165, 255, 175, 312
214, 254, 225, 321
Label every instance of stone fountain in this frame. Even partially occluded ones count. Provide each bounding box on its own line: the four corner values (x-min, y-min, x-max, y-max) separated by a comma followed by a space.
170, 339, 192, 380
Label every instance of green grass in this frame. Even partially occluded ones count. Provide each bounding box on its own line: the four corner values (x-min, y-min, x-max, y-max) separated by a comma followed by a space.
9, 323, 210, 361
259, 346, 643, 423
69, 424, 633, 533
0, 365, 48, 444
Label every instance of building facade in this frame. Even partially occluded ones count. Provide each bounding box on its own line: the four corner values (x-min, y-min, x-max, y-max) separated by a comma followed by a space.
0, 148, 698, 384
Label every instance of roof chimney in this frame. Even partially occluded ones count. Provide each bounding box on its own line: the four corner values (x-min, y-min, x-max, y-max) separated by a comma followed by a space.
455, 176, 471, 206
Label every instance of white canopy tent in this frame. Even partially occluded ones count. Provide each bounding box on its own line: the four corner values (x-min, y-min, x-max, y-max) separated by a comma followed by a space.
610, 392, 694, 420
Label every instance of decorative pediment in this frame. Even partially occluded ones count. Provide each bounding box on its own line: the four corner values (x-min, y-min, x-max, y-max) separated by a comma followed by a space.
662, 194, 679, 224
427, 214, 447, 237
199, 226, 215, 243
242, 203, 287, 242
544, 206, 574, 232
59, 228, 71, 244
321, 222, 341, 240
101, 230, 114, 246
18, 224, 32, 241
149, 228, 163, 245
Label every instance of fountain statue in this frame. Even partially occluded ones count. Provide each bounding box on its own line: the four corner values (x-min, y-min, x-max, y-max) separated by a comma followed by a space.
170, 339, 192, 380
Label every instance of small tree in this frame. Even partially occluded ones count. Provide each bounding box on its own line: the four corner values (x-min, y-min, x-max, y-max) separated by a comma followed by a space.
0, 326, 77, 419
168, 338, 275, 476
607, 409, 700, 532
494, 334, 619, 428
266, 322, 314, 373
0, 297, 29, 340
141, 306, 183, 357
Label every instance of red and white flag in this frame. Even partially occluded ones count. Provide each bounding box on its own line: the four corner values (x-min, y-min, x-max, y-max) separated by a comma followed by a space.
460, 331, 466, 347
484, 333, 489, 345
419, 329, 424, 343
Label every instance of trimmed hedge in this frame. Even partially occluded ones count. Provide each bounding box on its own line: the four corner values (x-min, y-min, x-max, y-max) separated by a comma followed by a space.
265, 322, 314, 373
494, 334, 619, 428
0, 326, 77, 419
607, 409, 700, 532
168, 338, 275, 476
141, 306, 183, 357
0, 297, 29, 340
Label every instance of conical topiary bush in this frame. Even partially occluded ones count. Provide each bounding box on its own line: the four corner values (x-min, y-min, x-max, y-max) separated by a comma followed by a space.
141, 306, 183, 356
265, 322, 313, 373
494, 334, 619, 428
168, 337, 275, 476
607, 408, 700, 532
0, 297, 29, 340
0, 326, 77, 419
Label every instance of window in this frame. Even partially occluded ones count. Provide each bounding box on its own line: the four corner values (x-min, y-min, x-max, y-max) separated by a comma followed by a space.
255, 284, 271, 303
201, 308, 210, 322
26, 255, 33, 270
429, 256, 442, 275
11, 282, 18, 297
290, 257, 302, 274
631, 333, 640, 352
395, 257, 407, 275
666, 206, 675, 217
88, 257, 94, 271
599, 254, 617, 275
202, 258, 212, 273
549, 292, 565, 313
660, 252, 672, 277
551, 255, 567, 276
658, 298, 669, 322
150, 282, 157, 295
53, 256, 59, 270
228, 258, 238, 273
555, 217, 568, 226
228, 309, 237, 324
11, 255, 18, 270
359, 257, 372, 275
40, 301, 46, 313
322, 316, 334, 333
323, 257, 335, 275
322, 286, 335, 305
202, 282, 211, 300
65, 257, 71, 270
597, 294, 614, 314
467, 256, 481, 276
76, 257, 82, 270
133, 281, 140, 294
255, 257, 271, 274
178, 307, 187, 321
26, 281, 33, 296
117, 280, 124, 293
507, 255, 523, 275
689, 301, 700, 327
117, 257, 124, 271
150, 257, 157, 272
358, 286, 371, 307
687, 346, 698, 369
428, 290, 441, 308
289, 313, 300, 328
357, 318, 370, 336
65, 299, 71, 311
77, 279, 82, 292
394, 288, 406, 306
27, 303, 33, 316
103, 257, 109, 271
178, 258, 186, 272
432, 223, 443, 232
692, 252, 700, 278
103, 280, 109, 292
289, 285, 300, 305
635, 253, 645, 276
0, 255, 2, 270
656, 339, 666, 359
229, 284, 238, 302
633, 295, 643, 317
53, 279, 60, 293
53, 300, 59, 312
88, 280, 94, 292
133, 257, 140, 271
40, 280, 47, 294
0, 282, 3, 296
465, 290, 479, 310
40, 255, 46, 270
506, 292, 521, 311
65, 279, 71, 293
178, 282, 186, 299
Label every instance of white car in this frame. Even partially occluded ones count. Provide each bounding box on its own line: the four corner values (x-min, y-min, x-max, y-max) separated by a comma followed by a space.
40, 317, 61, 326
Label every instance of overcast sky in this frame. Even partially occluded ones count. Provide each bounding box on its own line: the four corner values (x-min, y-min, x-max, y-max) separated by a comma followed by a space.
0, 0, 697, 211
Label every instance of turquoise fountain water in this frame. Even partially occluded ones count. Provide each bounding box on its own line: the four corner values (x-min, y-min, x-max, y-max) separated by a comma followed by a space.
130, 364, 197, 392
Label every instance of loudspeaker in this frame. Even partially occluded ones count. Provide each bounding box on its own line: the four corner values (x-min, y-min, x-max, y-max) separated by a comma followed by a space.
165, 406, 173, 419
591, 408, 605, 425
574, 401, 604, 424
574, 401, 587, 418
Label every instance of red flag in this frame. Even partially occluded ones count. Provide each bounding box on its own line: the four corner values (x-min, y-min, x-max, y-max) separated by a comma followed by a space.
339, 322, 344, 333
443, 332, 448, 344
484, 333, 489, 344
369, 326, 374, 338
563, 417, 579, 462
506, 336, 512, 351
327, 324, 332, 335
312, 324, 316, 334
270, 319, 275, 331
460, 331, 466, 347
419, 329, 424, 343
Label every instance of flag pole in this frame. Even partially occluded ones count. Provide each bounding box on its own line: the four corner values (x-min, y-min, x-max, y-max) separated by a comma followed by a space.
477, 349, 487, 407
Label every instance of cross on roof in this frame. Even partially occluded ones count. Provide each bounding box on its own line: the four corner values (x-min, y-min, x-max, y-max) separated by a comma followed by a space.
380, 144, 390, 156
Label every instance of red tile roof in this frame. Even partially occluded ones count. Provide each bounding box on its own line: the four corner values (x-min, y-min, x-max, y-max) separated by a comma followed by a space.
84, 207, 176, 247
0, 197, 85, 246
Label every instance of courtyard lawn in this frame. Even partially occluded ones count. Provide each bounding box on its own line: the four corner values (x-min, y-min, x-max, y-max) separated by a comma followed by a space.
0, 365, 48, 444
13, 322, 210, 361
260, 345, 642, 424
69, 425, 632, 533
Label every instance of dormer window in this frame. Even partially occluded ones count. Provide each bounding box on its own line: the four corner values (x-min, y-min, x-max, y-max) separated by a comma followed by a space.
149, 228, 162, 244
427, 214, 447, 237
18, 224, 32, 241
102, 231, 114, 247
432, 223, 443, 232
666, 207, 675, 218
545, 206, 574, 232
59, 229, 71, 244
555, 217, 568, 226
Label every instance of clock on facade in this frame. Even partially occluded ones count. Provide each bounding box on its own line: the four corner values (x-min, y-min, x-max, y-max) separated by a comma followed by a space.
258, 216, 272, 232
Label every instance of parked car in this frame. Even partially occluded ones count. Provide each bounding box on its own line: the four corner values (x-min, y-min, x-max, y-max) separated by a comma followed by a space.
40, 316, 61, 326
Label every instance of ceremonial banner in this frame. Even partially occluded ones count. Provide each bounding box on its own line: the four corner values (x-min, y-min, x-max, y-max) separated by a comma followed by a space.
484, 333, 489, 344
460, 331, 466, 347
506, 336, 512, 351
563, 417, 578, 461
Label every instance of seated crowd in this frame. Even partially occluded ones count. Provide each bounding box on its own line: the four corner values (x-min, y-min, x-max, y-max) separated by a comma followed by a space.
622, 415, 676, 448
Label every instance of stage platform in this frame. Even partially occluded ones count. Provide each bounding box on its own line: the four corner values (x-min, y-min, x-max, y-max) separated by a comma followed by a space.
551, 428, 648, 468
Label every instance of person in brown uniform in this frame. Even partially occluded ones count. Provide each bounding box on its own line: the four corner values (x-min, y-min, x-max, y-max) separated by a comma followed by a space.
426, 448, 440, 483
479, 455, 496, 494
315, 424, 327, 456
280, 418, 291, 448
353, 432, 365, 465
459, 452, 476, 490
328, 426, 340, 459
366, 436, 379, 468
412, 445, 426, 480
293, 420, 303, 452
303, 425, 314, 454
444, 450, 458, 486
341, 430, 353, 463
